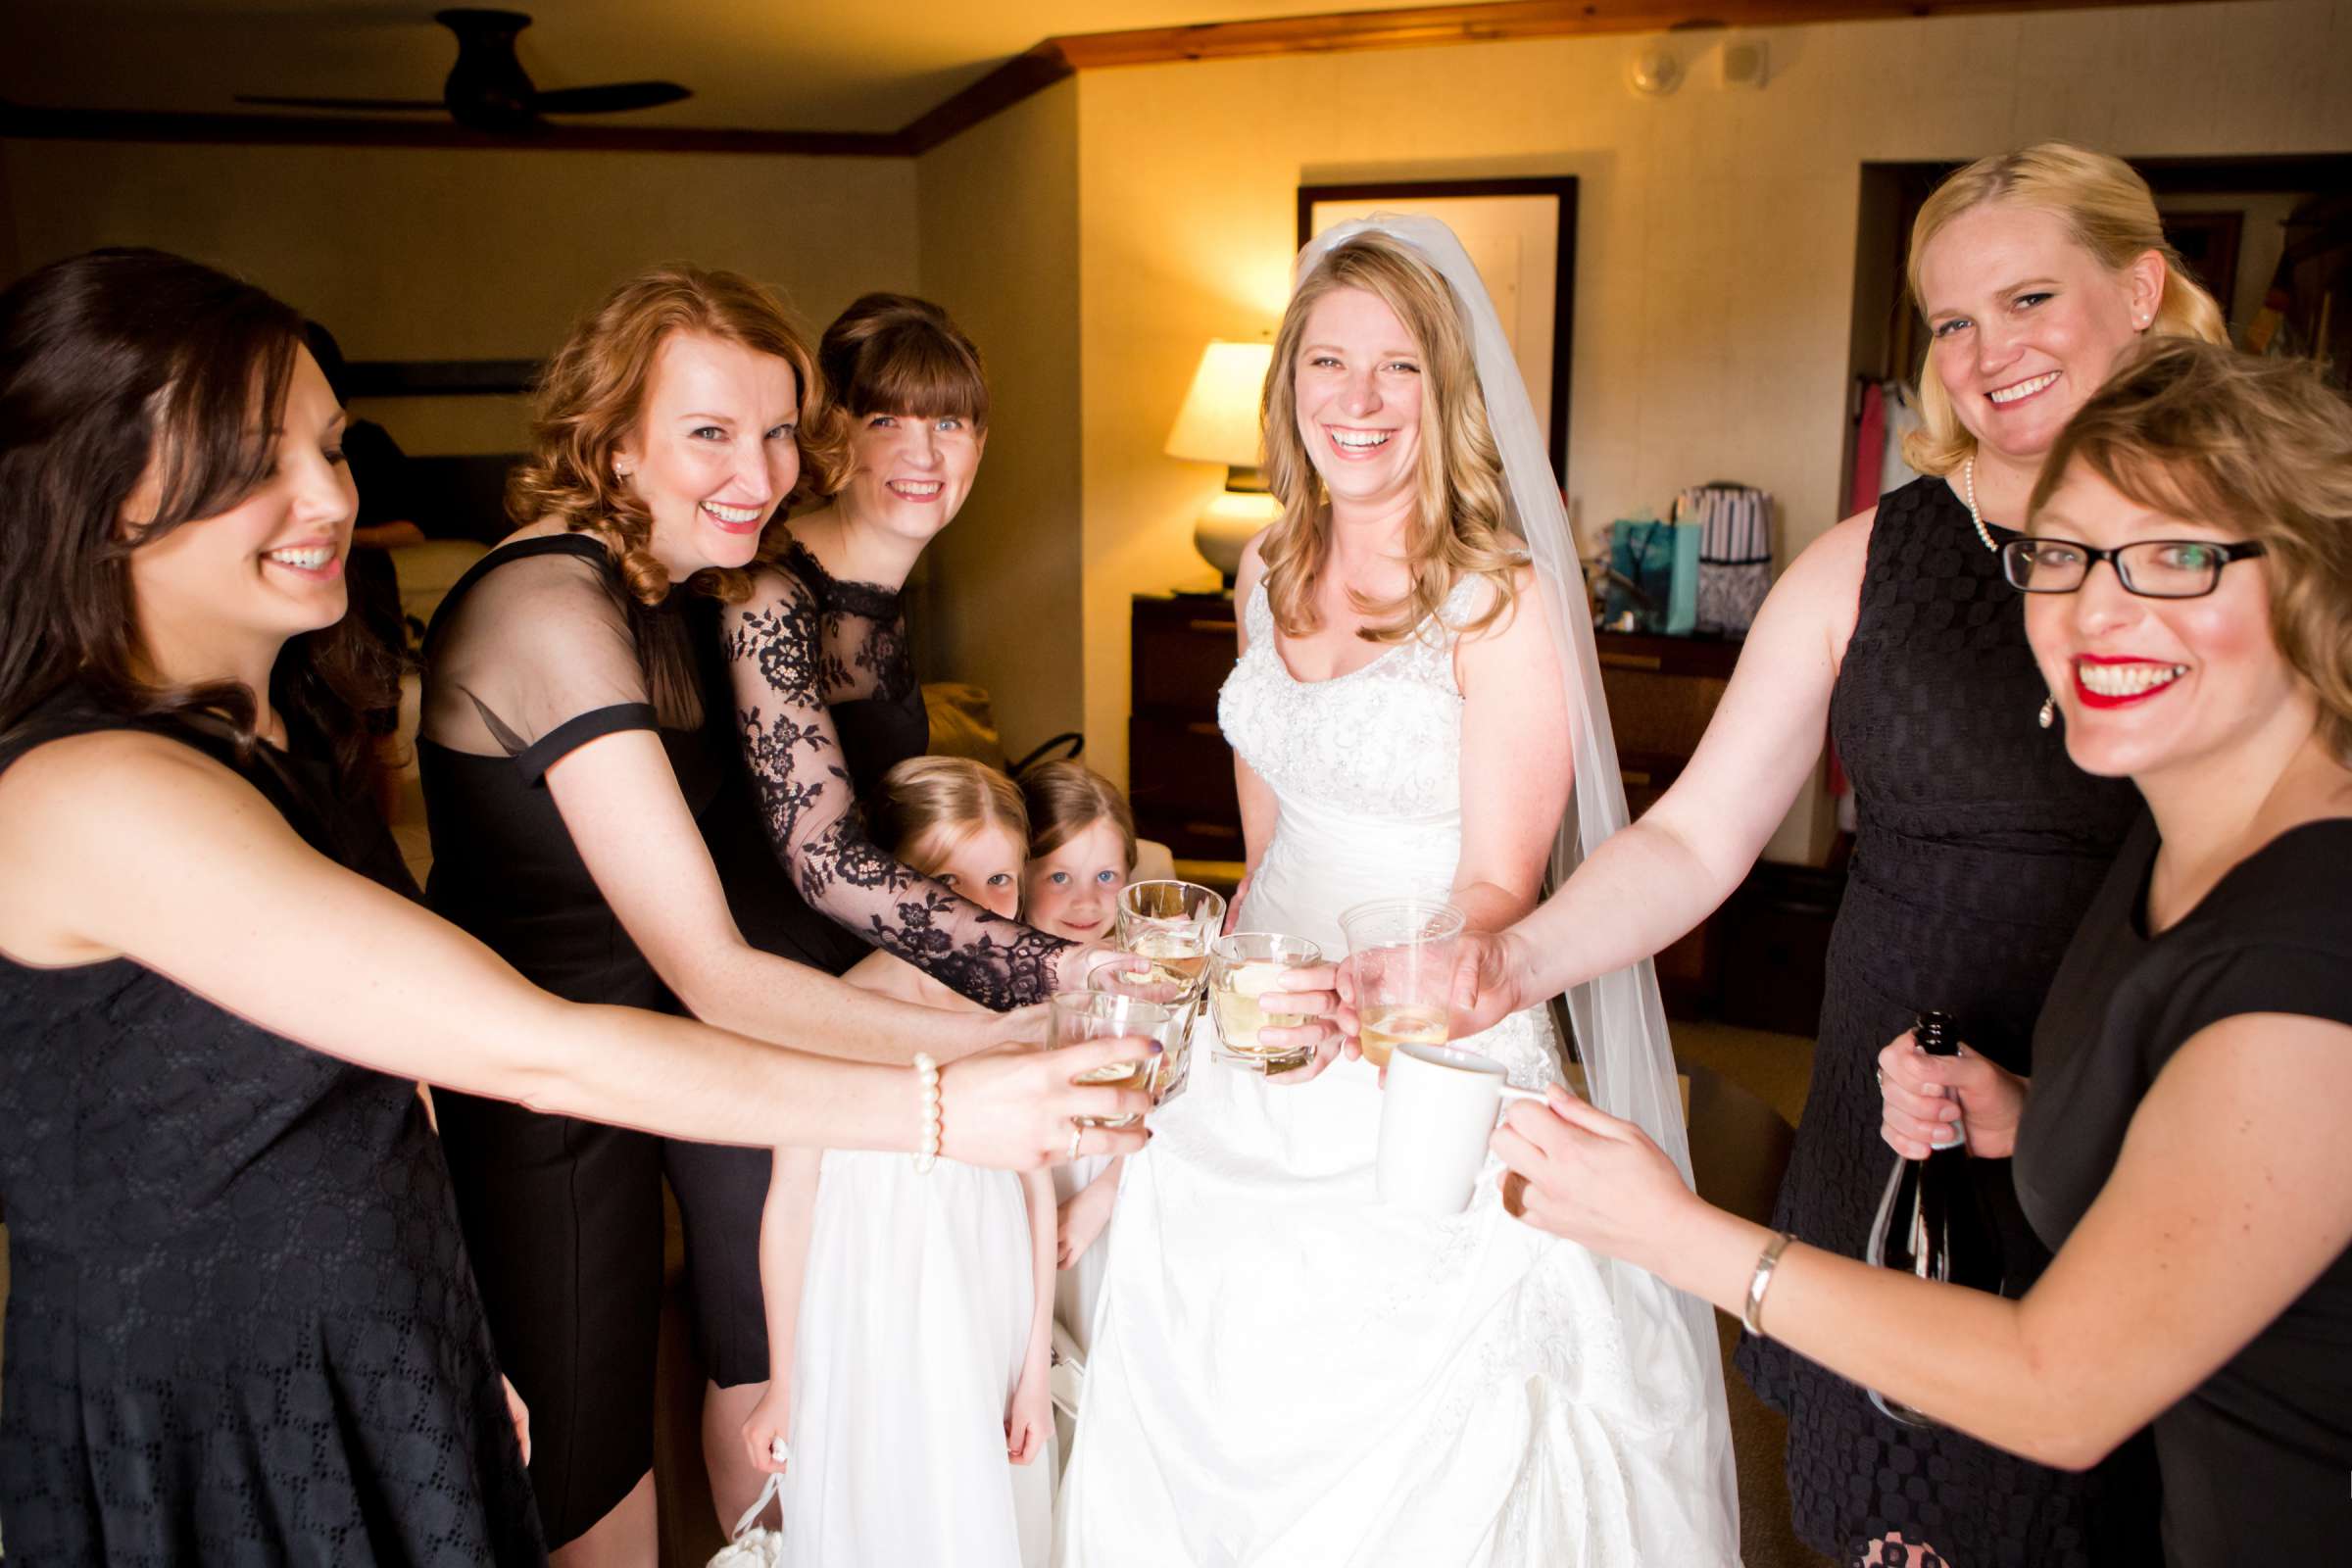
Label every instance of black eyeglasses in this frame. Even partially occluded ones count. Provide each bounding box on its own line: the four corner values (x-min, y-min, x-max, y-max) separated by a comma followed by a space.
1999, 536, 2267, 599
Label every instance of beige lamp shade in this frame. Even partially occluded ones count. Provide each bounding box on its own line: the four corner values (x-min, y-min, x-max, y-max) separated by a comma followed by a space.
1164, 340, 1275, 467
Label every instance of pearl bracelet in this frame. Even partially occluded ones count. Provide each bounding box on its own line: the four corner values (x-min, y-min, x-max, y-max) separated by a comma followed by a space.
912, 1053, 941, 1173
1742, 1231, 1796, 1339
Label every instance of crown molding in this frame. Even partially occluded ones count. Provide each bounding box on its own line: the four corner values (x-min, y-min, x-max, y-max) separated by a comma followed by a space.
1, 0, 2221, 159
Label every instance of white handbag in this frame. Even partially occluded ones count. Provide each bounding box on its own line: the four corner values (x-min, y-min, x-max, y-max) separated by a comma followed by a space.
706, 1453, 789, 1567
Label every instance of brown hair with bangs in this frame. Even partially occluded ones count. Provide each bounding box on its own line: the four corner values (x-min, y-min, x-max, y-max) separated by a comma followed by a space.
508, 264, 846, 608
867, 755, 1029, 874
1258, 233, 1523, 645
1018, 759, 1136, 868
816, 294, 989, 463
2032, 337, 2352, 760
0, 247, 394, 789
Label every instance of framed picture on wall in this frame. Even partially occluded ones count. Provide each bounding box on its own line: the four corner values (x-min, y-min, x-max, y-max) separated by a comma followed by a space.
1298, 176, 1579, 483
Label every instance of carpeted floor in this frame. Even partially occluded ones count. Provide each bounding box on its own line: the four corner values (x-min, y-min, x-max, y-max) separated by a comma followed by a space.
1673, 1018, 1838, 1568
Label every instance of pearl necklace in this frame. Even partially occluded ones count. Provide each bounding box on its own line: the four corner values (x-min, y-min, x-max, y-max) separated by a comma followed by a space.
1961, 457, 1997, 553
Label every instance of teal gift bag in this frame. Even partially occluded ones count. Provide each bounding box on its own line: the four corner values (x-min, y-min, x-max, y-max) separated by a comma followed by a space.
1605, 517, 1700, 635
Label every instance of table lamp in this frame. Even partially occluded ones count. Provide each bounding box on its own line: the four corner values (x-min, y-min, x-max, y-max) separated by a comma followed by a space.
1165, 339, 1279, 588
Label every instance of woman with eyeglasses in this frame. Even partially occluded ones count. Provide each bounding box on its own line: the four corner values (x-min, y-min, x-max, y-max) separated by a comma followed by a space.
1483, 337, 2352, 1566
1422, 142, 2224, 1564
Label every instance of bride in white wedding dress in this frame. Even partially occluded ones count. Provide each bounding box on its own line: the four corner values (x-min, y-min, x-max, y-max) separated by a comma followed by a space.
1055, 220, 1740, 1567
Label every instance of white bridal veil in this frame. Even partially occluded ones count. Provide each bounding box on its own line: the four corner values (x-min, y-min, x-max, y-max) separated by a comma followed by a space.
1295, 214, 1742, 1549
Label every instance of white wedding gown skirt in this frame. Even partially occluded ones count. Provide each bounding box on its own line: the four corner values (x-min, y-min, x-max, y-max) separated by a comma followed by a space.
781, 1150, 1052, 1568
1055, 580, 1735, 1566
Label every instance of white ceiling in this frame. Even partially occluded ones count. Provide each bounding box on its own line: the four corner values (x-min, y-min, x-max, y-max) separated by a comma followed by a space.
2, 1, 1451, 135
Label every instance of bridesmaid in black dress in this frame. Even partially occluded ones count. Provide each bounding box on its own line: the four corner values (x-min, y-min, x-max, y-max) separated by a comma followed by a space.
1442, 143, 2223, 1563
417, 272, 1108, 1556
0, 252, 1144, 1566
1493, 336, 2352, 1568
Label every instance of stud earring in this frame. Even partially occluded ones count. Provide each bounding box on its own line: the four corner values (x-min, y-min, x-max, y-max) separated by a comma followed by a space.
2038, 695, 2057, 729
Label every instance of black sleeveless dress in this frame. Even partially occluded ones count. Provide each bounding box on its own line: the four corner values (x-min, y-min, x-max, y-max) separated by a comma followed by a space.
0, 687, 544, 1565
2017, 815, 2352, 1565
1733, 475, 2158, 1564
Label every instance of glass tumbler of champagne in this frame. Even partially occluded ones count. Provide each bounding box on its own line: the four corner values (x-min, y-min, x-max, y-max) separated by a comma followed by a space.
1207, 933, 1324, 1074
1114, 879, 1226, 1095
1115, 880, 1226, 993
1339, 897, 1466, 1070
1088, 963, 1196, 1104
1050, 989, 1182, 1128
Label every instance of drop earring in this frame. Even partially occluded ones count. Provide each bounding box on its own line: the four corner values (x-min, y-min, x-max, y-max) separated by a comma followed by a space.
2037, 695, 2057, 730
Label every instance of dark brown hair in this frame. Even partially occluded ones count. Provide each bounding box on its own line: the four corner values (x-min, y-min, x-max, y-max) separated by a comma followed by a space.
0, 247, 393, 786
2032, 337, 2352, 760
816, 293, 989, 465
509, 264, 845, 607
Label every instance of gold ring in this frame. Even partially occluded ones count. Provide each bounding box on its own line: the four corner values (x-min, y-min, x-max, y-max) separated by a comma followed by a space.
1067, 1121, 1084, 1160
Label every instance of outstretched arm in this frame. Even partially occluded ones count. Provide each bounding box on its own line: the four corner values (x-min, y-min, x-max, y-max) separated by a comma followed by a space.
1495, 1009, 2352, 1468
546, 726, 1023, 1063
0, 731, 1151, 1165
724, 566, 1076, 1009
1456, 510, 1873, 1029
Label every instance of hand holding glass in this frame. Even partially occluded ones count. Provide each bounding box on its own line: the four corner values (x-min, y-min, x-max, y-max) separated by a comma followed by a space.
1207, 932, 1323, 1074
1340, 898, 1465, 1069
1049, 989, 1182, 1129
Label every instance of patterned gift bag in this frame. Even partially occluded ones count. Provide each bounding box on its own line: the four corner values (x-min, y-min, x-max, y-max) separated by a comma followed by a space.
1675, 483, 1774, 636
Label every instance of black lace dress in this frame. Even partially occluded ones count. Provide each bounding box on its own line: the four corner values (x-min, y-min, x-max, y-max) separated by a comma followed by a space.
415, 533, 1067, 1544
1733, 476, 2158, 1565
0, 687, 543, 1566
714, 538, 1070, 1004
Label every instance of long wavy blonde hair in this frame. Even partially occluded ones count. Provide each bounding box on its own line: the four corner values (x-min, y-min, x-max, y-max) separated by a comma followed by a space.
1258, 233, 1523, 644
1903, 142, 2229, 477
508, 264, 847, 607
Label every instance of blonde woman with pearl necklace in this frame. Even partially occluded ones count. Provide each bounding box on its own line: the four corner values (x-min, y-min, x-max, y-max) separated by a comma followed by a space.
1440, 142, 2226, 1566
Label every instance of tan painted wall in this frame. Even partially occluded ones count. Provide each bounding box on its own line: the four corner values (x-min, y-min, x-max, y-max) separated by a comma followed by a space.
913, 80, 1088, 756
1073, 0, 2352, 863
0, 138, 920, 455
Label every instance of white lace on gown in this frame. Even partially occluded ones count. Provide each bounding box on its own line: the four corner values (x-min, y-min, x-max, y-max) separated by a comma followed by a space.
1055, 580, 1734, 1566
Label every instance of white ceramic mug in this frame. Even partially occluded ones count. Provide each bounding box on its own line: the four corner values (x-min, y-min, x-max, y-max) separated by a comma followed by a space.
1375, 1043, 1550, 1215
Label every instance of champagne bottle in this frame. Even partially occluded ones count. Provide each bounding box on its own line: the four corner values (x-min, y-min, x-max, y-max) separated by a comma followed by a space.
1863, 1009, 2006, 1428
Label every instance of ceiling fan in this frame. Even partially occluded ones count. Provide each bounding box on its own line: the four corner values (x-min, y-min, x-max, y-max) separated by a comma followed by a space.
236, 8, 691, 133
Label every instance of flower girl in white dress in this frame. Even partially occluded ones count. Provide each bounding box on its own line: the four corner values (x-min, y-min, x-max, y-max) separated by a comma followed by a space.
741, 758, 1056, 1567
1016, 760, 1141, 1357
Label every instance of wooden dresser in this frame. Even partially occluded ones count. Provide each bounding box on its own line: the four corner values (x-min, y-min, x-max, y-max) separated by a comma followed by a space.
1127, 593, 1248, 871
1125, 599, 1753, 1015
1592, 629, 1741, 1015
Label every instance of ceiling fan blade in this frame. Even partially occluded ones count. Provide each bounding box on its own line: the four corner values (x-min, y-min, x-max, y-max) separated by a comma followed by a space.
234, 94, 447, 112
529, 81, 692, 116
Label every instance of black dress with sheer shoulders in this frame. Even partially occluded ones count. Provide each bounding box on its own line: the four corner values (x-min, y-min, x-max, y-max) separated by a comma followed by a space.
0, 686, 544, 1566
416, 532, 1063, 1544
1732, 475, 2159, 1564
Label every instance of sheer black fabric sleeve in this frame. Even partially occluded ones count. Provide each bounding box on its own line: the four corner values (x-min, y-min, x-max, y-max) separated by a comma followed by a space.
721, 565, 1073, 1009
418, 542, 659, 783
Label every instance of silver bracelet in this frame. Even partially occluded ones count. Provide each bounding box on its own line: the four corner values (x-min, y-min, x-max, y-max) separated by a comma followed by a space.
1742, 1231, 1796, 1339
913, 1053, 941, 1173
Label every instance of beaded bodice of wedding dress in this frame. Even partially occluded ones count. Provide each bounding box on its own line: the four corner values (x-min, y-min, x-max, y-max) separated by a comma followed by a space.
1217, 574, 1558, 1086
1055, 580, 1731, 1567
